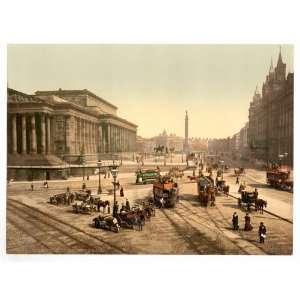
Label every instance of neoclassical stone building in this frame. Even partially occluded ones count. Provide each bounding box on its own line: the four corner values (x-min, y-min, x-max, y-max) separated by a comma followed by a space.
7, 88, 137, 180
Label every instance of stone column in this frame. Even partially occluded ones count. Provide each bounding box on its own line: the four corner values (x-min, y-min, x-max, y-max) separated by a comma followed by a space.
65, 115, 70, 154
11, 114, 17, 154
41, 113, 46, 154
107, 124, 111, 153
98, 125, 102, 153
87, 121, 91, 154
77, 118, 81, 153
93, 123, 96, 153
21, 114, 27, 154
82, 119, 85, 153
46, 115, 51, 154
30, 114, 37, 154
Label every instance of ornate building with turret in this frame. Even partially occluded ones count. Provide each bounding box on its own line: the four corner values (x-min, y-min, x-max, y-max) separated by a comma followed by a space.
248, 49, 293, 166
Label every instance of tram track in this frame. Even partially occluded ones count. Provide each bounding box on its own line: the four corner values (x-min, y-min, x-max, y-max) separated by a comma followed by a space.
175, 200, 269, 254
7, 205, 97, 253
7, 198, 126, 254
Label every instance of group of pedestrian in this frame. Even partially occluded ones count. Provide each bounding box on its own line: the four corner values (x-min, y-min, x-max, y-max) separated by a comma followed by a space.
232, 211, 267, 243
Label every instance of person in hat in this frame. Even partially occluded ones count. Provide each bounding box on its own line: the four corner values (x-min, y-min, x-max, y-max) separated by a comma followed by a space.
232, 212, 239, 230
258, 222, 267, 243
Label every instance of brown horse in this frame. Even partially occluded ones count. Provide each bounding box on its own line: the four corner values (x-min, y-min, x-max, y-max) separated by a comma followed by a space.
96, 200, 110, 213
255, 199, 267, 214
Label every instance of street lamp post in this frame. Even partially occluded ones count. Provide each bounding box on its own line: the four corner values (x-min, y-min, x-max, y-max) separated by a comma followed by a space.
110, 162, 119, 217
97, 160, 102, 194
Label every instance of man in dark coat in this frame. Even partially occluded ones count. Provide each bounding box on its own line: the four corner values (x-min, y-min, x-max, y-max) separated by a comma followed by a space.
120, 187, 124, 197
236, 176, 240, 184
244, 213, 252, 231
232, 212, 239, 230
125, 199, 130, 211
258, 222, 267, 243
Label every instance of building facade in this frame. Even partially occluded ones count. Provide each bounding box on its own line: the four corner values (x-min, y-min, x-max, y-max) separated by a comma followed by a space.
7, 88, 137, 180
248, 50, 294, 166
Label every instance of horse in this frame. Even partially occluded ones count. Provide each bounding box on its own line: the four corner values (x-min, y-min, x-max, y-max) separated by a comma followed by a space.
255, 198, 267, 214
96, 200, 110, 213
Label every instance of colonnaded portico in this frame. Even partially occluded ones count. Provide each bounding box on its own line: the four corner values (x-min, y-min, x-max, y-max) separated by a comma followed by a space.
7, 88, 137, 181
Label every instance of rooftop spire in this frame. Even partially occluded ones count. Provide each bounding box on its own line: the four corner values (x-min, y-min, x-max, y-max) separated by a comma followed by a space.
269, 57, 274, 73
277, 45, 283, 66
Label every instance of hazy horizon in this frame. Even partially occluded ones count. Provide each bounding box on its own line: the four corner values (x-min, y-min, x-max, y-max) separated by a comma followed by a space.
7, 44, 294, 139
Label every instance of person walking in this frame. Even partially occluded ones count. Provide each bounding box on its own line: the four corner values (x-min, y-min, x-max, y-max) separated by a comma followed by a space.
258, 222, 267, 243
30, 183, 34, 191
120, 186, 124, 197
236, 176, 240, 184
159, 197, 165, 209
138, 214, 145, 231
82, 182, 86, 190
210, 191, 216, 207
244, 213, 253, 231
232, 212, 239, 230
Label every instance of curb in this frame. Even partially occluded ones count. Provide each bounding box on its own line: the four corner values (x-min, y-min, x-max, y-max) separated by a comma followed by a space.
226, 193, 293, 224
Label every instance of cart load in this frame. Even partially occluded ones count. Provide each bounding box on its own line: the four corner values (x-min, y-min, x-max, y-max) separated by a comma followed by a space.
93, 214, 120, 233
49, 192, 75, 206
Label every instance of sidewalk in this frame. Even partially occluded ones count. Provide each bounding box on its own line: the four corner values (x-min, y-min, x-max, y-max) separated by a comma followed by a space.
224, 179, 293, 222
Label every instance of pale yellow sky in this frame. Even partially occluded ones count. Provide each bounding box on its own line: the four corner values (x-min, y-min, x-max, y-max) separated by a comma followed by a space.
7, 44, 293, 138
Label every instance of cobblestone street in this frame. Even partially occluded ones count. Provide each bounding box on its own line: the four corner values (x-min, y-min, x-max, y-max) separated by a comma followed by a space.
6, 169, 292, 255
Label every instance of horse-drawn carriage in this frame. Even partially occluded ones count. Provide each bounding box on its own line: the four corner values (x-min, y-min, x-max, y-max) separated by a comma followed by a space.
197, 176, 215, 207
168, 167, 184, 179
49, 192, 75, 206
72, 190, 99, 214
238, 190, 255, 210
223, 165, 229, 172
117, 204, 155, 229
234, 167, 245, 176
93, 214, 120, 233
153, 176, 179, 208
238, 190, 267, 213
73, 200, 97, 214
215, 178, 229, 195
